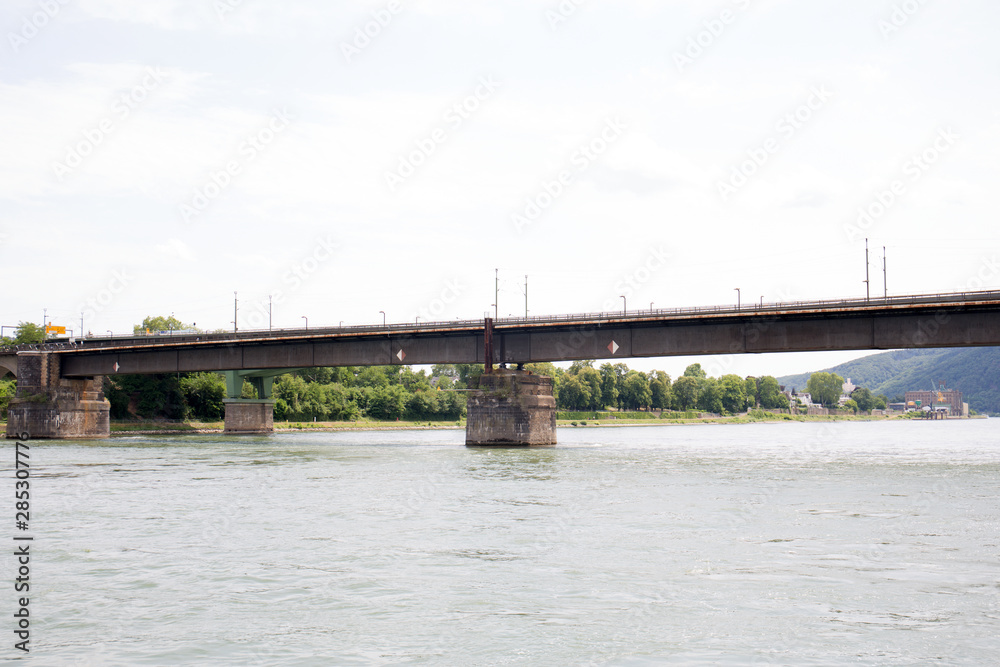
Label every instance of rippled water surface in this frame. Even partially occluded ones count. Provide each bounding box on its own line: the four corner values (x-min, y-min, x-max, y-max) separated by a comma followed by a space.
18, 420, 1000, 665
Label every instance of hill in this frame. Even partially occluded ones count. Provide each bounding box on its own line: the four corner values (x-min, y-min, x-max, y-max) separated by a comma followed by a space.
777, 347, 1000, 415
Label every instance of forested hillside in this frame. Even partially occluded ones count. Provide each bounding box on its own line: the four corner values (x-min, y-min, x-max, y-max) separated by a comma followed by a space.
778, 347, 1000, 415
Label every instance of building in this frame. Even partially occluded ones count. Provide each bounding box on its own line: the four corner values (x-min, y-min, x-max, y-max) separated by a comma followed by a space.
905, 382, 965, 417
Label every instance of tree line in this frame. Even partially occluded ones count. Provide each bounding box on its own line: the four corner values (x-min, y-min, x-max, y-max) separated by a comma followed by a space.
537, 361, 791, 414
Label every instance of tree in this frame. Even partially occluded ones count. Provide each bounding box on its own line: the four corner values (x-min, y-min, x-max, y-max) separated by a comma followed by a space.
578, 367, 603, 410
599, 363, 619, 409
672, 376, 699, 410
648, 371, 671, 410
744, 377, 759, 408
558, 375, 590, 411
758, 376, 785, 409
842, 398, 859, 414
807, 372, 844, 408
696, 377, 723, 414
5, 322, 45, 345
719, 374, 748, 414
683, 363, 707, 379
851, 387, 876, 413
180, 373, 226, 420
620, 370, 651, 410
0, 378, 15, 420
133, 315, 190, 334
874, 394, 888, 410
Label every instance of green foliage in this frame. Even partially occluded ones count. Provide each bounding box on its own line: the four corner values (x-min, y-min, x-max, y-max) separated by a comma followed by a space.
757, 376, 786, 409
104, 374, 185, 419
807, 372, 844, 408
648, 371, 672, 410
180, 373, 226, 420
696, 377, 723, 414
718, 374, 748, 414
619, 370, 651, 410
778, 347, 1000, 415
672, 376, 699, 411
0, 378, 15, 419
133, 315, 191, 334
842, 398, 859, 414
599, 363, 619, 409
6, 322, 45, 345
850, 387, 876, 413
683, 363, 707, 379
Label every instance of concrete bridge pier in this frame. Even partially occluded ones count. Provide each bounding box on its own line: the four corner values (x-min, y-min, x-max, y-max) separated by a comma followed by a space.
465, 369, 556, 446
5, 352, 110, 439
223, 370, 277, 435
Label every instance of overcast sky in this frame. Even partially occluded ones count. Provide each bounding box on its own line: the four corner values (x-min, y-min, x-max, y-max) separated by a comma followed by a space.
2, 0, 998, 379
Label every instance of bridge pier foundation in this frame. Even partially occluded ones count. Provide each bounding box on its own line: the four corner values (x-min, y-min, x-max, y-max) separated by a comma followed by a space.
223, 400, 274, 434
466, 369, 556, 446
5, 352, 110, 439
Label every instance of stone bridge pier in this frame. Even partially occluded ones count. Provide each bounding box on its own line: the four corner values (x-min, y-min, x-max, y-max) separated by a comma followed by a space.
465, 369, 556, 446
5, 352, 110, 439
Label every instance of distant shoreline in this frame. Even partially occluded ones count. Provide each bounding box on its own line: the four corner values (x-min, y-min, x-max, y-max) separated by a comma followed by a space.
1, 414, 984, 438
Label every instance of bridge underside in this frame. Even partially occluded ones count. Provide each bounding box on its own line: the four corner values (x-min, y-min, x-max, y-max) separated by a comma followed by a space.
56, 309, 1000, 378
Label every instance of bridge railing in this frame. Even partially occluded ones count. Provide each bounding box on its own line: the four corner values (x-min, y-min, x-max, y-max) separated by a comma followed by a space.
5, 289, 1000, 354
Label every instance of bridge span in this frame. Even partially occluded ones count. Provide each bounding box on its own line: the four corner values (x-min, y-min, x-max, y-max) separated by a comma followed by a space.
4, 290, 1000, 442
40, 290, 1000, 376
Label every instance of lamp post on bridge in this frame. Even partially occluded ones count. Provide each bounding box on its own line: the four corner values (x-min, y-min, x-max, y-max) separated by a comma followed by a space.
734, 288, 740, 311
301, 315, 308, 330
379, 311, 386, 327
620, 295, 626, 314
233, 292, 238, 333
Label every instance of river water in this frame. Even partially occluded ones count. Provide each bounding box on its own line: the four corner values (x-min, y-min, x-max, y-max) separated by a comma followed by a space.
13, 420, 1000, 665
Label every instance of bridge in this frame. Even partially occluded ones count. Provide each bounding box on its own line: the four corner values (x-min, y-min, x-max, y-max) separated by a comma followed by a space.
4, 290, 1000, 443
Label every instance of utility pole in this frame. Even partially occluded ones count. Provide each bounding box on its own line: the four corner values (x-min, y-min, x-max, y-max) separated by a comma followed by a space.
80, 312, 84, 338
883, 246, 887, 300
234, 291, 238, 333
494, 268, 498, 320
268, 294, 272, 331
865, 238, 870, 302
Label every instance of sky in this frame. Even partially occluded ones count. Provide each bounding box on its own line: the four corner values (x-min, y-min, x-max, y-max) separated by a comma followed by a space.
2, 0, 998, 380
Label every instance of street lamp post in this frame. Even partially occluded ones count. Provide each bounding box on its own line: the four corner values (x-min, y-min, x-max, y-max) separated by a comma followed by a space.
620, 295, 626, 314
234, 292, 238, 333
734, 288, 740, 310
301, 315, 308, 330
379, 311, 386, 327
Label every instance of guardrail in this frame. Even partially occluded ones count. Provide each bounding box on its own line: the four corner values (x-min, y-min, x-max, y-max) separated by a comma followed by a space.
4, 289, 1000, 354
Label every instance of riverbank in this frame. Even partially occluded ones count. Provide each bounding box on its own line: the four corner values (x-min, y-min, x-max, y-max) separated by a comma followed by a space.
1, 412, 979, 437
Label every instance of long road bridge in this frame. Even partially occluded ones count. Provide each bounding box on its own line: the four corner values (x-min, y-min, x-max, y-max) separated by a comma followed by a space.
4, 290, 1000, 443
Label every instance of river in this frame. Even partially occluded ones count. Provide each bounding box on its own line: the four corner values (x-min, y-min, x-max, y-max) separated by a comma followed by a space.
13, 419, 1000, 665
